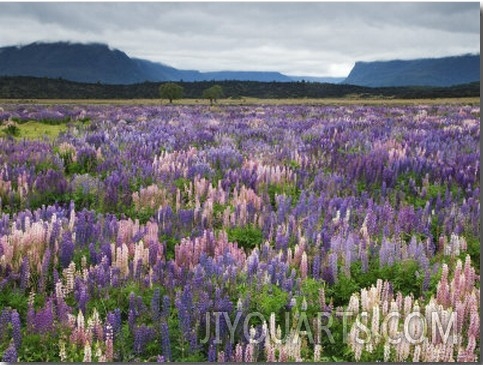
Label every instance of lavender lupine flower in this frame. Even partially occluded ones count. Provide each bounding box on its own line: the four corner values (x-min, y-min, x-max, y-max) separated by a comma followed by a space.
0, 308, 12, 340
106, 308, 122, 338
100, 243, 112, 265
246, 250, 259, 278
11, 310, 21, 350
33, 169, 69, 202
59, 231, 75, 269
134, 324, 156, 355
38, 247, 51, 292
208, 340, 217, 362
49, 219, 62, 249
161, 295, 171, 320
151, 288, 161, 324
160, 321, 172, 361
89, 242, 97, 266
74, 278, 89, 314
149, 243, 160, 267
33, 298, 54, 335
1, 343, 17, 362
128, 292, 138, 331
19, 256, 29, 291
325, 252, 338, 285
223, 340, 233, 362
75, 210, 100, 247
175, 286, 193, 343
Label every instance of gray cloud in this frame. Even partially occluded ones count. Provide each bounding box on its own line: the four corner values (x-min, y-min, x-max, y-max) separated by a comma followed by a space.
0, 2, 479, 77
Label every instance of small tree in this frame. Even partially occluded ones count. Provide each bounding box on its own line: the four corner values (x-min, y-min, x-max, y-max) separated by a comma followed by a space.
202, 85, 224, 105
159, 83, 184, 103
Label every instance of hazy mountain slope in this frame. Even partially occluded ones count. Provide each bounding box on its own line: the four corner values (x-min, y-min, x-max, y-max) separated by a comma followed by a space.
201, 71, 292, 82
343, 54, 480, 87
0, 42, 151, 84
0, 42, 294, 84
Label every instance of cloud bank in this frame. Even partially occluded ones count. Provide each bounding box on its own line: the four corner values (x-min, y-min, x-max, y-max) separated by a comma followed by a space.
0, 2, 479, 77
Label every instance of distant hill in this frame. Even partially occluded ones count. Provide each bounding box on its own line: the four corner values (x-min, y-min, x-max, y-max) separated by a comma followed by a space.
0, 42, 150, 84
1, 42, 478, 86
0, 42, 297, 84
132, 58, 202, 82
343, 54, 480, 87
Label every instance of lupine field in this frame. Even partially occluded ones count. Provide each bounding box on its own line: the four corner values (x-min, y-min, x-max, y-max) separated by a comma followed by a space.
0, 102, 479, 362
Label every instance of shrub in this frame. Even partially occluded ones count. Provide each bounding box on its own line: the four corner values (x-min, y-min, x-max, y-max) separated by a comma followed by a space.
226, 225, 264, 251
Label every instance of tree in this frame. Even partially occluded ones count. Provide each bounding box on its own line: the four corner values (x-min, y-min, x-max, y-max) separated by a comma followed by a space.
202, 85, 224, 105
159, 83, 184, 103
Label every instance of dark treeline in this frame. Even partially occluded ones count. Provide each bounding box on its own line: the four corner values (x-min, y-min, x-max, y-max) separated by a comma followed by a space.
0, 76, 479, 100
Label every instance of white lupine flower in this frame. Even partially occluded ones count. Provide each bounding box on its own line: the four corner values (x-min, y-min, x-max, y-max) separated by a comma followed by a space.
83, 341, 92, 362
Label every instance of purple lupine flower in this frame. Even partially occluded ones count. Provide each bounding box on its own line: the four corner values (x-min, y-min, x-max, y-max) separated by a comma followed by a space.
246, 250, 259, 278
74, 278, 88, 314
59, 231, 75, 269
208, 340, 217, 362
106, 308, 122, 338
88, 242, 97, 266
33, 169, 69, 202
0, 309, 11, 342
325, 252, 338, 285
160, 321, 172, 361
11, 310, 21, 350
175, 285, 193, 346
38, 247, 51, 292
75, 210, 100, 247
312, 253, 321, 279
100, 243, 112, 265
49, 219, 62, 249
151, 288, 161, 323
33, 298, 54, 335
1, 343, 17, 362
76, 145, 98, 173
128, 292, 138, 331
223, 340, 233, 362
161, 295, 170, 319
133, 324, 156, 355
179, 209, 194, 229
379, 237, 395, 268
149, 243, 160, 267
134, 258, 143, 281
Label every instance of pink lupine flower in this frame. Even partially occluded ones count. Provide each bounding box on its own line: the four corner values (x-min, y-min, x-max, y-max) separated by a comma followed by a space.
234, 343, 243, 362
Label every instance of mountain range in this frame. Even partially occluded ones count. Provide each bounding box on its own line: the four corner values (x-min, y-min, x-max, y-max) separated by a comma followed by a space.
0, 42, 479, 86
344, 54, 480, 87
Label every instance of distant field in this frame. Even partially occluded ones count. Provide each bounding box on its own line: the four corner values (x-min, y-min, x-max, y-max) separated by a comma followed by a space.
0, 96, 480, 106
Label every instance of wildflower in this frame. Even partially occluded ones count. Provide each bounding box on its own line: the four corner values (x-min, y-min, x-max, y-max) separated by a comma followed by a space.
11, 310, 21, 349
1, 343, 17, 362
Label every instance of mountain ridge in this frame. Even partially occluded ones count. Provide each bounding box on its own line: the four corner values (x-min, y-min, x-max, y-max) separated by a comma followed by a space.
343, 54, 480, 87
0, 41, 479, 86
0, 42, 293, 84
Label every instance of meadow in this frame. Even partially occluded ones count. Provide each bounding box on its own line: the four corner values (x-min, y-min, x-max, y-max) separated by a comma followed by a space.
0, 101, 480, 362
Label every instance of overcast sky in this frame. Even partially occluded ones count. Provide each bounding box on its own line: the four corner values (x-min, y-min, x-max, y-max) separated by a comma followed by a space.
0, 1, 479, 77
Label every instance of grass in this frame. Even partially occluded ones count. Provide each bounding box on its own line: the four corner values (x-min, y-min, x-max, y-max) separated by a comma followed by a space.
1, 121, 67, 140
